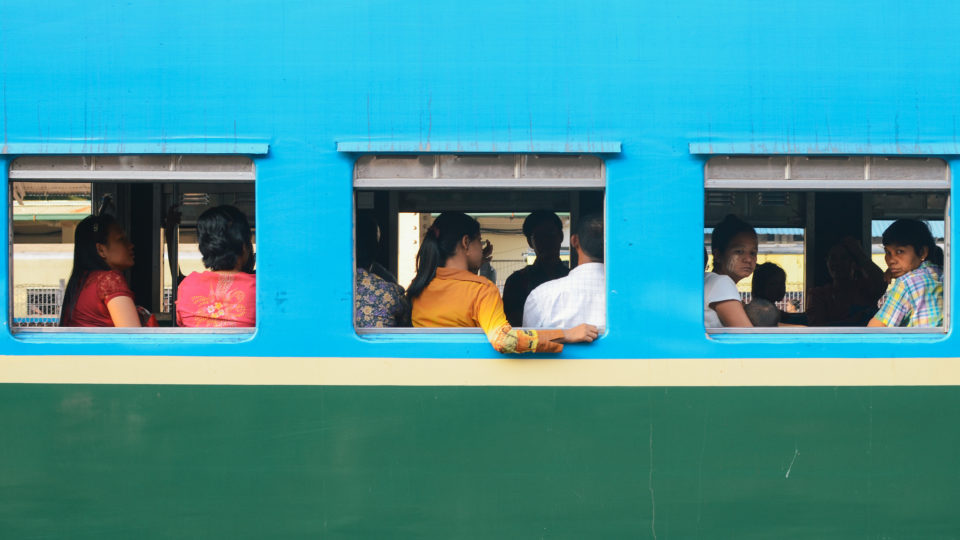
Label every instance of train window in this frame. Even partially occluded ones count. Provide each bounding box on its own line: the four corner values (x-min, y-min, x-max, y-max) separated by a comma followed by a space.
9, 155, 256, 333
353, 154, 605, 335
704, 156, 949, 334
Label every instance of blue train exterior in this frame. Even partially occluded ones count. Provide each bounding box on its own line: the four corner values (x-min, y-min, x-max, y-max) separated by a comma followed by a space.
2, 2, 959, 537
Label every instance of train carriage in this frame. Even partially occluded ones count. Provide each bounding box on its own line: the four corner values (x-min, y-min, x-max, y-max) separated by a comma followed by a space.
2, 1, 960, 537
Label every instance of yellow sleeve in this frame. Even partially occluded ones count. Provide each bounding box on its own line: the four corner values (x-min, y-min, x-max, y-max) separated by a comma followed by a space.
475, 282, 563, 354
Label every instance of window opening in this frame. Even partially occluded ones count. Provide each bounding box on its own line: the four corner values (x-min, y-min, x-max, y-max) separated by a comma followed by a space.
354, 154, 604, 334
9, 155, 256, 332
704, 156, 949, 333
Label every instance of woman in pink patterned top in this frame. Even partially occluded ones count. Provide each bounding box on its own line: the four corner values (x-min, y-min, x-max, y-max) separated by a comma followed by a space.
176, 205, 256, 327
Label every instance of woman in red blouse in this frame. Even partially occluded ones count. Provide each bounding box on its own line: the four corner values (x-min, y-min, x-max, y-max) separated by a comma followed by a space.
59, 214, 141, 327
176, 205, 256, 327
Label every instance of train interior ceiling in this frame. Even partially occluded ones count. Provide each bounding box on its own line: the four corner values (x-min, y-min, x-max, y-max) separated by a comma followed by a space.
9, 155, 255, 328
704, 155, 949, 330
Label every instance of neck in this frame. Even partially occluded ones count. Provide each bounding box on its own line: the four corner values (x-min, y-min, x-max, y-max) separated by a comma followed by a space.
533, 254, 561, 267
576, 249, 598, 267
442, 254, 469, 272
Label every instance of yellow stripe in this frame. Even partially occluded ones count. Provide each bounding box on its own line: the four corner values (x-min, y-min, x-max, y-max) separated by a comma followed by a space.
1, 355, 959, 386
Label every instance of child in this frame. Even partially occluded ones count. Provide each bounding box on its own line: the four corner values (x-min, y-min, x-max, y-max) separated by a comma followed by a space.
868, 219, 943, 328
752, 262, 787, 305
744, 298, 781, 327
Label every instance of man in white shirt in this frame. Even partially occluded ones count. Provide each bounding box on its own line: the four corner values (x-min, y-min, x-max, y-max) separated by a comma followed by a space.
523, 214, 605, 329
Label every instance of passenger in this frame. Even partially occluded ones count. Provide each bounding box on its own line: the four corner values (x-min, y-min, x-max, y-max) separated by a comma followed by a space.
744, 298, 780, 327
523, 214, 605, 328
751, 261, 806, 325
501, 211, 569, 326
408, 212, 597, 353
176, 205, 256, 327
355, 215, 410, 328
806, 237, 886, 326
752, 262, 786, 305
928, 244, 944, 267
868, 219, 943, 328
704, 214, 756, 328
59, 214, 142, 327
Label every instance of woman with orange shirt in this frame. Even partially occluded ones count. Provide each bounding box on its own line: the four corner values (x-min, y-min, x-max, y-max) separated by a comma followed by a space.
408, 212, 598, 353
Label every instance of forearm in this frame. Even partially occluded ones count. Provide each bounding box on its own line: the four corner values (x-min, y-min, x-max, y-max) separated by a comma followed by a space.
487, 325, 563, 353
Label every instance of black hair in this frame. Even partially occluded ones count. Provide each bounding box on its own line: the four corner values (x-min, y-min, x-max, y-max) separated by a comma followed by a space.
929, 244, 944, 267
60, 214, 118, 326
745, 298, 781, 327
522, 210, 563, 241
752, 262, 786, 301
407, 212, 480, 300
356, 214, 380, 270
711, 214, 756, 257
197, 205, 253, 272
574, 214, 604, 262
882, 219, 935, 262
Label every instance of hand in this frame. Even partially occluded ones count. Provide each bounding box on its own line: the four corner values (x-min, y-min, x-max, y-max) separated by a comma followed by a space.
562, 323, 599, 343
883, 268, 894, 284
481, 240, 494, 264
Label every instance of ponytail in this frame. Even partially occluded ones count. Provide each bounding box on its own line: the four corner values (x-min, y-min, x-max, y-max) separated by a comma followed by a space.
407, 212, 480, 299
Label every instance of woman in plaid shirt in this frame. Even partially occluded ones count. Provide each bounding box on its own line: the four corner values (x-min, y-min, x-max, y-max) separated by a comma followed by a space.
868, 219, 943, 328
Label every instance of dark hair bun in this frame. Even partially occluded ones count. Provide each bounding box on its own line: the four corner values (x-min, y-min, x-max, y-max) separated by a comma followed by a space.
197, 205, 252, 271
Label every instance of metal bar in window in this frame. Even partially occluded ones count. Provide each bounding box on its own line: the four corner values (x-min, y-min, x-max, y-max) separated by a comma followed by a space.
353, 178, 605, 189
705, 179, 949, 191
10, 170, 255, 182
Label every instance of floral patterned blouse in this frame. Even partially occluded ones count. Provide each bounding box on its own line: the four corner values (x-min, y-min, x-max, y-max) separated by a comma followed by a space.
176, 271, 256, 327
355, 268, 410, 328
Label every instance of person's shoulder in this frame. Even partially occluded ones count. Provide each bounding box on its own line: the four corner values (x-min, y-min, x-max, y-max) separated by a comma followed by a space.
98, 269, 128, 283
919, 262, 943, 281
234, 271, 256, 285
507, 266, 531, 279
704, 272, 729, 288
504, 266, 531, 285
437, 267, 493, 287
180, 271, 203, 283
88, 269, 117, 280
180, 270, 217, 285
528, 274, 565, 300
704, 272, 739, 298
385, 280, 406, 298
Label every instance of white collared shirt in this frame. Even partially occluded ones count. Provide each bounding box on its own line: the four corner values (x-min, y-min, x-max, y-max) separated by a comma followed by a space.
522, 262, 606, 328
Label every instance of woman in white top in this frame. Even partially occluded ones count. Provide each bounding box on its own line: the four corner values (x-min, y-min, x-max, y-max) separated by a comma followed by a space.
705, 215, 757, 328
